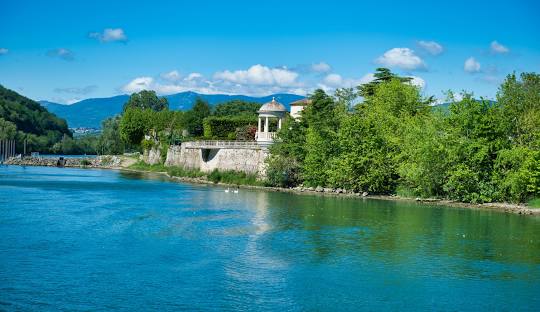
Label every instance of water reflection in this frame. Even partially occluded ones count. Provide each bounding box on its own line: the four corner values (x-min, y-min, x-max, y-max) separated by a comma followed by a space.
2, 165, 540, 311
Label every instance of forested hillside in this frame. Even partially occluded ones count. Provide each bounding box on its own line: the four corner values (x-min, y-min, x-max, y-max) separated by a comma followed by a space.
0, 85, 71, 153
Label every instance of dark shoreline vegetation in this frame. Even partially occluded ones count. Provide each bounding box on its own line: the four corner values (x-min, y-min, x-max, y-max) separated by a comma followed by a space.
1, 68, 539, 206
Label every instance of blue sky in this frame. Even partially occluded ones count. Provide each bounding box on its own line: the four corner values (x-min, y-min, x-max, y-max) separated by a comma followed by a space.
0, 0, 539, 104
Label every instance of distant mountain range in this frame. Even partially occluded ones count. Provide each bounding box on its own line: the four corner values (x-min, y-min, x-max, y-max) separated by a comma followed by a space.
39, 92, 304, 129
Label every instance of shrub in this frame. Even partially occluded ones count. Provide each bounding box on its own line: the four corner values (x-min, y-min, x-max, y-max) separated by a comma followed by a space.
444, 164, 494, 203
492, 147, 540, 202
236, 125, 257, 141
265, 155, 302, 187
207, 169, 261, 186
203, 116, 257, 139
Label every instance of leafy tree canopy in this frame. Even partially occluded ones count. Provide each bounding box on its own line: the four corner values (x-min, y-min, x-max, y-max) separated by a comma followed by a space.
213, 100, 261, 117
123, 90, 169, 112
358, 67, 413, 97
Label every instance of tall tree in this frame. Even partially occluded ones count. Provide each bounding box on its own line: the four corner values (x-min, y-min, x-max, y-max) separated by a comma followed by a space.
123, 90, 169, 112
358, 68, 413, 97
97, 116, 125, 155
302, 89, 346, 186
185, 98, 211, 136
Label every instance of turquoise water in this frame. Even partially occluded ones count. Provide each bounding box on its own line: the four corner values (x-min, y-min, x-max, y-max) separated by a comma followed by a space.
1, 165, 539, 311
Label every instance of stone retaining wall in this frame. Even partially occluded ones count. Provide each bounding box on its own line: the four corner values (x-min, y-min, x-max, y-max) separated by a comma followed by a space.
164, 144, 268, 176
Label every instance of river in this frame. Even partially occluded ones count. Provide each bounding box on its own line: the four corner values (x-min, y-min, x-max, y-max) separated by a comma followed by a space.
1, 165, 539, 311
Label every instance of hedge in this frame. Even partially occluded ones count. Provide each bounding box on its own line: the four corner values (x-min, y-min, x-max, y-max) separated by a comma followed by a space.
203, 116, 257, 139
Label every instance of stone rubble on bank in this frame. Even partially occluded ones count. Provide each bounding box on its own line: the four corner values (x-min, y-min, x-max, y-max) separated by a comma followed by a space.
290, 185, 370, 197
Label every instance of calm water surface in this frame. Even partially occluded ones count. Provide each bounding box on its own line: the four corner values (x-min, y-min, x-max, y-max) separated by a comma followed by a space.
1, 165, 539, 311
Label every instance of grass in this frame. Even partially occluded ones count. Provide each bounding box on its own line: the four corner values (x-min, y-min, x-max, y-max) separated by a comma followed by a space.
129, 161, 167, 172
396, 185, 417, 198
528, 198, 540, 208
128, 161, 262, 186
207, 169, 263, 186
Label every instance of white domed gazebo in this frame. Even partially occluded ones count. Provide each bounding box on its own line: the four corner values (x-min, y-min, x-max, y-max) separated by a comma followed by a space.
256, 97, 286, 147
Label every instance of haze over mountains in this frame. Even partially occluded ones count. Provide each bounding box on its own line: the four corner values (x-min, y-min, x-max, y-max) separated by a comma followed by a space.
39, 92, 304, 129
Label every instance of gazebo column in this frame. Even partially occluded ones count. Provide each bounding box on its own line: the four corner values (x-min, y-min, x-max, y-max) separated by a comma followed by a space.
258, 117, 262, 133
264, 117, 269, 132
278, 118, 282, 130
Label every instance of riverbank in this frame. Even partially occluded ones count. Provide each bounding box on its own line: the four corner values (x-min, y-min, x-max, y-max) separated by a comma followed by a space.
124, 162, 540, 216
4, 156, 539, 215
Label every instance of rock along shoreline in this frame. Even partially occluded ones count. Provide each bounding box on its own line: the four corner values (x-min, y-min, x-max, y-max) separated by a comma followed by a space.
4, 156, 539, 216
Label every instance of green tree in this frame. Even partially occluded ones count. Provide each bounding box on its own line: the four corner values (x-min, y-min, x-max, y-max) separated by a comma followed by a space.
123, 90, 169, 112
119, 108, 152, 145
301, 89, 345, 187
213, 100, 261, 117
0, 117, 17, 140
357, 68, 413, 97
497, 72, 540, 148
330, 79, 429, 193
97, 116, 125, 155
185, 98, 211, 136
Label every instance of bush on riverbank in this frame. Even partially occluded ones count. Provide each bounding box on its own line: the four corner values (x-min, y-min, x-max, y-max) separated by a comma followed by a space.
128, 161, 261, 186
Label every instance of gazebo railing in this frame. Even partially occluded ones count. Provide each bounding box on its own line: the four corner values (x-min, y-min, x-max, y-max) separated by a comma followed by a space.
255, 132, 277, 140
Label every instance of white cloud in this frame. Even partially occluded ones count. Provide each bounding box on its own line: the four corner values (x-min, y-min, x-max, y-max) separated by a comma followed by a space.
359, 73, 376, 84
213, 64, 299, 87
322, 73, 344, 87
46, 48, 74, 61
123, 65, 429, 97
311, 62, 332, 73
464, 57, 481, 73
0, 48, 8, 55
89, 28, 127, 43
490, 41, 509, 54
121, 77, 154, 93
161, 70, 181, 82
407, 76, 426, 89
417, 40, 444, 55
186, 73, 203, 81
376, 48, 426, 70
316, 73, 369, 92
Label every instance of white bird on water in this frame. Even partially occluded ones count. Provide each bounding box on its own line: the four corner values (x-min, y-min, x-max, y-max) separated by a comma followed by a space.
225, 188, 230, 193
233, 188, 239, 194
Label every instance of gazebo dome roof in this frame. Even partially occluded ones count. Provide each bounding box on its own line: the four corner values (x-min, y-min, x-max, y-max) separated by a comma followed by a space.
258, 98, 286, 113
